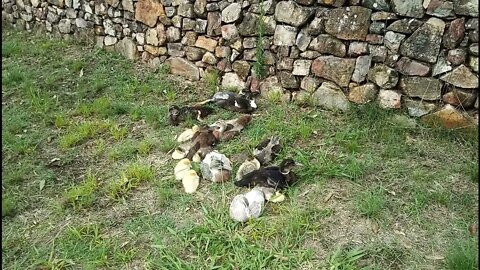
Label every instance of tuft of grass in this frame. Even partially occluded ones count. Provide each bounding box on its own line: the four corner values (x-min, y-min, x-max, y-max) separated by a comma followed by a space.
326, 246, 367, 270
355, 188, 387, 218
204, 68, 219, 93
110, 125, 128, 141
445, 238, 478, 270
59, 120, 111, 149
137, 139, 154, 156
65, 172, 98, 210
106, 163, 154, 199
252, 1, 266, 80
2, 196, 15, 217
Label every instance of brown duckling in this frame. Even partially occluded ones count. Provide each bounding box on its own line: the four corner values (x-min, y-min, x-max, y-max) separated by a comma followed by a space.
168, 105, 214, 126
234, 159, 301, 189
253, 135, 281, 165
210, 115, 253, 141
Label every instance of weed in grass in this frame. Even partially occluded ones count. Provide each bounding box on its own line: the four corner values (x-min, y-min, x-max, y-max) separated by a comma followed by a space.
158, 136, 176, 153
204, 68, 219, 93
65, 172, 98, 210
326, 246, 367, 270
107, 163, 154, 199
2, 66, 26, 86
252, 1, 266, 80
110, 125, 128, 141
53, 113, 69, 128
108, 141, 137, 160
59, 120, 111, 149
2, 196, 15, 217
137, 139, 154, 156
355, 188, 387, 218
445, 238, 478, 270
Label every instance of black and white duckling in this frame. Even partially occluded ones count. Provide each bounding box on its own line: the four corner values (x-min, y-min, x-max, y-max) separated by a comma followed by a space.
229, 187, 265, 222
253, 135, 281, 165
236, 156, 261, 181
196, 91, 257, 114
200, 151, 233, 183
168, 105, 214, 126
234, 159, 301, 189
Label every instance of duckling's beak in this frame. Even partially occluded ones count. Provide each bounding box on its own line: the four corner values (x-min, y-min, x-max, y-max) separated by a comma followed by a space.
295, 162, 304, 167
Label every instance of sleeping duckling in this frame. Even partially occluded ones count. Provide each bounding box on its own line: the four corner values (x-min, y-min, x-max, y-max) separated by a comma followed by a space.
169, 105, 214, 126
196, 91, 257, 114
234, 159, 301, 189
174, 158, 192, 181
185, 127, 223, 160
229, 187, 265, 222
210, 115, 253, 141
236, 156, 261, 181
182, 170, 200, 194
200, 151, 233, 183
253, 135, 281, 165
176, 125, 200, 143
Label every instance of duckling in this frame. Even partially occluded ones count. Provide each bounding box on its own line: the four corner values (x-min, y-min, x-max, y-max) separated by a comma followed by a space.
229, 187, 265, 222
176, 125, 200, 143
236, 156, 261, 181
200, 151, 233, 183
210, 115, 253, 141
168, 105, 214, 126
196, 91, 257, 114
184, 127, 223, 160
253, 135, 281, 165
174, 158, 192, 181
182, 169, 200, 194
234, 159, 301, 189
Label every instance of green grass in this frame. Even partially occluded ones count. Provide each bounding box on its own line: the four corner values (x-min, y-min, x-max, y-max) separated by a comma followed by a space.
445, 238, 478, 270
2, 28, 478, 270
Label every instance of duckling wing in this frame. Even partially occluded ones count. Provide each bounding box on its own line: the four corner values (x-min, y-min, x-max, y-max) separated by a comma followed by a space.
234, 169, 268, 187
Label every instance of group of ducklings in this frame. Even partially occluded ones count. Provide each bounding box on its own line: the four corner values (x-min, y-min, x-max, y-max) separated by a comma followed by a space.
169, 91, 302, 223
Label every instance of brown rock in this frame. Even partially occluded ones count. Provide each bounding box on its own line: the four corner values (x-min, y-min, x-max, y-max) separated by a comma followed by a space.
348, 83, 378, 104
421, 104, 476, 129
167, 57, 200, 80
232, 61, 251, 81
447, 49, 467, 66
308, 34, 346, 57
311, 56, 356, 87
278, 71, 299, 89
400, 77, 442, 100
202, 52, 217, 65
214, 46, 231, 58
186, 46, 205, 61
207, 12, 221, 36
366, 34, 384, 45
442, 88, 477, 108
377, 89, 401, 109
135, 0, 165, 27
368, 64, 399, 89
396, 57, 430, 76
443, 18, 465, 49
324, 6, 372, 41
371, 11, 397, 21
195, 36, 218, 52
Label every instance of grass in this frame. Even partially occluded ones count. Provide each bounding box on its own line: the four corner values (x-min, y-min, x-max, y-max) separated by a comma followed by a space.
1, 28, 478, 270
445, 238, 478, 270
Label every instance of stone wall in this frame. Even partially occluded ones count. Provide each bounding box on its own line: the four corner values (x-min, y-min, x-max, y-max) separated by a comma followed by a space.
2, 0, 479, 123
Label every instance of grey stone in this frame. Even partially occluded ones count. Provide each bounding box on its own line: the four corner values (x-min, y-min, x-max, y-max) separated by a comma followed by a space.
274, 1, 314, 27
300, 50, 322, 59
273, 25, 297, 46
243, 37, 257, 49
58, 18, 71, 33
295, 30, 311, 52
182, 31, 197, 46
206, 3, 219, 11
442, 87, 477, 108
222, 72, 246, 90
386, 18, 423, 34
122, 0, 134, 12
308, 34, 346, 57
371, 11, 397, 20
178, 3, 194, 17
352, 55, 372, 83
324, 6, 372, 41
277, 58, 294, 71
311, 56, 356, 87
468, 56, 479, 73
307, 17, 324, 36
465, 18, 478, 31
405, 98, 437, 117
292, 60, 312, 76
183, 18, 196, 30
432, 53, 453, 76
348, 42, 369, 56
440, 64, 479, 88
166, 27, 181, 42
426, 0, 454, 18
300, 76, 321, 92
453, 0, 478, 17
384, 31, 405, 53
186, 46, 205, 61
202, 51, 217, 64
313, 82, 350, 111
75, 18, 88, 28
194, 0, 207, 16
400, 18, 445, 63
368, 64, 399, 89
165, 6, 176, 17
278, 71, 299, 89
221, 24, 238, 40
400, 77, 442, 100
195, 19, 208, 33
348, 83, 379, 104
168, 43, 185, 57
115, 37, 138, 60
104, 35, 118, 46
366, 34, 384, 45
232, 60, 251, 80
249, 0, 274, 14
222, 3, 241, 23
369, 21, 386, 34
238, 13, 275, 36
168, 57, 200, 80
363, 0, 390, 11
391, 0, 424, 18
172, 15, 182, 27
447, 48, 467, 66
377, 89, 402, 109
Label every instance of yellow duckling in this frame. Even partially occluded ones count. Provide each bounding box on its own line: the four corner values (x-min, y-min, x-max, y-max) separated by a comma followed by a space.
182, 170, 200, 194
174, 158, 191, 181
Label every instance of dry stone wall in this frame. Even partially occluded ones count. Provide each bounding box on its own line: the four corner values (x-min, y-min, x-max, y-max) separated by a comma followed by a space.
2, 0, 479, 123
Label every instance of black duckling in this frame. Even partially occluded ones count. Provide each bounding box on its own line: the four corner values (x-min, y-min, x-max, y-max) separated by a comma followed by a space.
253, 135, 281, 165
196, 91, 257, 114
234, 159, 302, 189
168, 105, 214, 126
